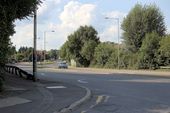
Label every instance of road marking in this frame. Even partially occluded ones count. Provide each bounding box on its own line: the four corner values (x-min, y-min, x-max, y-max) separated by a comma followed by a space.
96, 95, 104, 104
81, 111, 87, 113
40, 73, 45, 75
80, 95, 110, 113
77, 79, 88, 84
90, 104, 95, 108
46, 86, 66, 89
104, 95, 110, 103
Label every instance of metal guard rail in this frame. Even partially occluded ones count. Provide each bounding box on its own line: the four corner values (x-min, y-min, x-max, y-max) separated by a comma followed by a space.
5, 65, 34, 80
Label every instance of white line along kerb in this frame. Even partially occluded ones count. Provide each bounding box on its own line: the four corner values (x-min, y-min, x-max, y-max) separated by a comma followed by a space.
46, 86, 66, 89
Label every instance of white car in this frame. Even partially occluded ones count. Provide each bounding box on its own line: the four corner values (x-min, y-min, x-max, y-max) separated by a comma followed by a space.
57, 62, 68, 69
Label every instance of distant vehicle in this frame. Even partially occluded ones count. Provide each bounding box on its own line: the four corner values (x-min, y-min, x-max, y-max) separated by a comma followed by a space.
57, 62, 68, 69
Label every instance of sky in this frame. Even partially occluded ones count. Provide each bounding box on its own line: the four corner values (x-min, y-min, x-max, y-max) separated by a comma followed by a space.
10, 0, 170, 50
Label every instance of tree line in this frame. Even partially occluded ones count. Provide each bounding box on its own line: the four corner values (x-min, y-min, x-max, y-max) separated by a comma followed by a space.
60, 4, 170, 69
9, 46, 59, 62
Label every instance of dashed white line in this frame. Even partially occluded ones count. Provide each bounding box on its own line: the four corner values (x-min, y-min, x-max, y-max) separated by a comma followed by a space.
46, 86, 66, 89
77, 79, 88, 84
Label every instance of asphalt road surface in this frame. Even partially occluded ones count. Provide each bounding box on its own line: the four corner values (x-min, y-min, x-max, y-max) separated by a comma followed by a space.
19, 66, 170, 113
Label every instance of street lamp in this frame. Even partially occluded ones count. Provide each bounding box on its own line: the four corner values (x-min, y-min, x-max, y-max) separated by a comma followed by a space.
105, 17, 120, 69
43, 30, 55, 63
37, 37, 43, 64
33, 6, 37, 81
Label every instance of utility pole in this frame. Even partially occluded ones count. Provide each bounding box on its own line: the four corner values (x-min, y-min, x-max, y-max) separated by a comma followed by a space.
33, 5, 37, 82
43, 30, 55, 63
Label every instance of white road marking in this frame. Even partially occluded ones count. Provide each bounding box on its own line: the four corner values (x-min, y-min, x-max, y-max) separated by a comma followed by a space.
46, 86, 66, 89
90, 105, 95, 109
40, 73, 45, 75
77, 79, 88, 84
81, 111, 87, 113
104, 95, 110, 103
81, 95, 110, 112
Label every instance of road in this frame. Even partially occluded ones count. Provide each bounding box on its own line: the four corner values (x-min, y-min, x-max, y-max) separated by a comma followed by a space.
18, 65, 170, 113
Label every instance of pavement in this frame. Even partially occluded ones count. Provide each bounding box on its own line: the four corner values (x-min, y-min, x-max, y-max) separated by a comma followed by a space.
0, 72, 91, 113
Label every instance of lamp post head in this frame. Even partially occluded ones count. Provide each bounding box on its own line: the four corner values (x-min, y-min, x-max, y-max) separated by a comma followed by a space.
105, 17, 110, 19
105, 17, 119, 20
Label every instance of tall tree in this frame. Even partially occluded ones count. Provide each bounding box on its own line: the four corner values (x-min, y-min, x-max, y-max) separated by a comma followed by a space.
93, 42, 115, 67
48, 49, 59, 60
60, 41, 71, 61
138, 32, 160, 69
158, 35, 170, 66
0, 0, 41, 65
121, 4, 166, 53
60, 26, 100, 67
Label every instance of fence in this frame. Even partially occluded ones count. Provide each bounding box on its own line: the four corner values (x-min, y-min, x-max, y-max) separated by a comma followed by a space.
4, 65, 34, 80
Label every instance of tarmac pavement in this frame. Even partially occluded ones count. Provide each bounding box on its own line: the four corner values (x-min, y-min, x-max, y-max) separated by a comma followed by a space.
0, 72, 91, 113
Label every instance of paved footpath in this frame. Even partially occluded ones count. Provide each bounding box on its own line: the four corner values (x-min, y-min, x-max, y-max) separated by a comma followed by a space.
0, 72, 90, 113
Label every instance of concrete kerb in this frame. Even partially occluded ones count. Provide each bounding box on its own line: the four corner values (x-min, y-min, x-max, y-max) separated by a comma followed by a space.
44, 68, 170, 78
54, 86, 92, 113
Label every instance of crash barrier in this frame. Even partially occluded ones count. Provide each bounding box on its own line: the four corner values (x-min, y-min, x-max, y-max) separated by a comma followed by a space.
0, 66, 5, 81
4, 65, 34, 81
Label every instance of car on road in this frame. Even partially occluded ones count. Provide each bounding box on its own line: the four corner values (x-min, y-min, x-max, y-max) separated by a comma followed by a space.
57, 62, 68, 69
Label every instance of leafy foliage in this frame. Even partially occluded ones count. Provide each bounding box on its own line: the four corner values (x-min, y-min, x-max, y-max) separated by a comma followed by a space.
60, 41, 71, 62
93, 42, 116, 67
121, 4, 166, 53
138, 32, 160, 69
158, 35, 170, 66
17, 47, 33, 61
48, 49, 59, 60
0, 0, 41, 65
60, 26, 100, 67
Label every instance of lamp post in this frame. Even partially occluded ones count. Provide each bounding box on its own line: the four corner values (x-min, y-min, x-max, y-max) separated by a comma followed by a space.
43, 30, 55, 63
33, 6, 37, 81
105, 17, 120, 69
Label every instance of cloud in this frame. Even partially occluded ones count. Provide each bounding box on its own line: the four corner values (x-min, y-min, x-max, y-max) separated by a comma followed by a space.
37, 0, 61, 15
10, 24, 33, 48
11, 1, 127, 50
99, 26, 118, 42
167, 27, 170, 34
59, 1, 96, 29
48, 1, 96, 49
37, 2, 48, 15
104, 11, 127, 19
11, 1, 96, 50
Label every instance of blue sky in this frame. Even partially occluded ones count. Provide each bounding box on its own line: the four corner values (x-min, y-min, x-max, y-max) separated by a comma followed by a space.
11, 0, 170, 50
